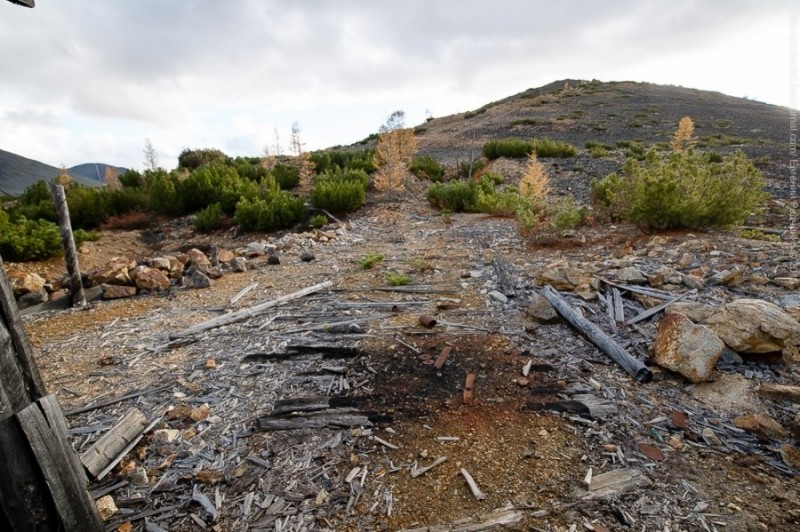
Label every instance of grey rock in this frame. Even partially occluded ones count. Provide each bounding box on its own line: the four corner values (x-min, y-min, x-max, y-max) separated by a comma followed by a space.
185, 269, 212, 289
488, 290, 508, 303
525, 294, 558, 323
617, 267, 647, 284
231, 257, 248, 272
300, 251, 316, 263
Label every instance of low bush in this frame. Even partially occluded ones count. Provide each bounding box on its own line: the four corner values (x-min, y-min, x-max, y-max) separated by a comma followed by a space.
310, 179, 365, 214
178, 148, 227, 171
483, 137, 576, 159
427, 180, 480, 212
194, 202, 224, 232
409, 156, 445, 182
358, 253, 384, 269
309, 214, 328, 229
234, 192, 306, 232
145, 170, 183, 216
385, 271, 411, 286
310, 149, 375, 174
589, 146, 609, 158
271, 162, 300, 189
591, 149, 766, 230
0, 215, 62, 261
458, 159, 486, 179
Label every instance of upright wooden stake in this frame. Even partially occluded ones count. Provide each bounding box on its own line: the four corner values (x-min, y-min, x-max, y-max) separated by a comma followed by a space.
50, 184, 86, 307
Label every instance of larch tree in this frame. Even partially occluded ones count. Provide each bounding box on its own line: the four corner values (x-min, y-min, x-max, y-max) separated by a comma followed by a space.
289, 122, 315, 195
373, 110, 417, 194
671, 116, 698, 152
519, 152, 549, 204
103, 166, 121, 190
143, 138, 160, 170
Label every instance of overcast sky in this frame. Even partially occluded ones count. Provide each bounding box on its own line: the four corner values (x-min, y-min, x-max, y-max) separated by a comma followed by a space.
0, 1, 796, 170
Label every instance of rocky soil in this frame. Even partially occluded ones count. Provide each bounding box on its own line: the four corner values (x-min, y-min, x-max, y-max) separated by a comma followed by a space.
8, 185, 800, 531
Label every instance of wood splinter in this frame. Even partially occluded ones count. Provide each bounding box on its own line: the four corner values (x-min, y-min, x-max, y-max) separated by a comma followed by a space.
460, 468, 487, 500
463, 372, 475, 405
410, 456, 447, 478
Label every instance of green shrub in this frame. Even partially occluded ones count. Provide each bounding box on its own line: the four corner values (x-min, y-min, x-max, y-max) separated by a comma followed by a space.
590, 173, 627, 221
358, 253, 384, 269
591, 149, 766, 231
178, 148, 227, 171
227, 157, 269, 182
482, 138, 576, 159
385, 271, 411, 286
585, 140, 613, 150
271, 162, 300, 189
483, 138, 531, 159
234, 192, 306, 232
549, 196, 584, 231
310, 149, 375, 174
194, 202, 224, 232
9, 181, 58, 223
511, 118, 537, 126
427, 180, 480, 212
178, 162, 242, 213
309, 214, 328, 228
738, 229, 780, 242
0, 216, 62, 261
310, 179, 365, 214
409, 156, 445, 182
458, 159, 486, 179
119, 169, 144, 188
145, 170, 183, 216
589, 146, 609, 158
474, 188, 521, 217
531, 138, 576, 158
65, 185, 111, 229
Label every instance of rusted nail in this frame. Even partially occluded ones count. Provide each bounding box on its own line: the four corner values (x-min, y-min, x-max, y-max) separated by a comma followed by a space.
434, 346, 452, 370
463, 372, 475, 405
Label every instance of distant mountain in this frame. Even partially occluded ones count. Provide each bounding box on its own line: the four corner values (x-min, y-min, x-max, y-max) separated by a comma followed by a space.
68, 163, 128, 183
0, 149, 120, 197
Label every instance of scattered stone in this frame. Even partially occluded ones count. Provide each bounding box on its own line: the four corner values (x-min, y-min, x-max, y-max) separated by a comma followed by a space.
96, 495, 118, 520
6, 269, 46, 296
102, 284, 138, 300
488, 290, 508, 303
667, 436, 684, 451
705, 299, 800, 362
682, 274, 705, 290
132, 266, 170, 292
190, 404, 211, 422
665, 301, 717, 323
780, 445, 800, 470
653, 313, 725, 383
702, 427, 723, 446
267, 254, 281, 265
300, 251, 316, 262
89, 257, 136, 286
231, 257, 248, 272
194, 469, 223, 485
217, 248, 235, 263
775, 277, 800, 290
652, 266, 683, 286
18, 289, 48, 308
722, 269, 745, 286
185, 248, 211, 272
515, 377, 529, 386
525, 294, 558, 323
536, 267, 591, 291
718, 348, 744, 365
758, 383, 800, 403
538, 429, 549, 437
733, 414, 787, 439
677, 253, 695, 269
647, 271, 666, 288
149, 257, 172, 271
153, 429, 180, 443
130, 466, 149, 486
185, 269, 212, 289
618, 267, 647, 284
206, 267, 224, 280
205, 359, 217, 370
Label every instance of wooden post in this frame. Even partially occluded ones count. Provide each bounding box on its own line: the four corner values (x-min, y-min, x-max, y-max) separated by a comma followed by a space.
49, 184, 86, 308
0, 263, 103, 530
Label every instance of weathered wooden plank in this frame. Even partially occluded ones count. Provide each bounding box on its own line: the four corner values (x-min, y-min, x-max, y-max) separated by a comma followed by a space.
18, 395, 103, 530
541, 286, 652, 383
80, 408, 148, 478
64, 384, 171, 417
271, 396, 358, 416
585, 467, 652, 499
257, 411, 372, 431
0, 258, 46, 414
0, 414, 60, 529
612, 288, 624, 322
399, 506, 523, 531
171, 280, 334, 339
625, 289, 695, 325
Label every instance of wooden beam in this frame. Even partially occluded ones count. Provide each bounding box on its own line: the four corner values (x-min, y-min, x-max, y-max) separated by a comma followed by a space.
50, 184, 86, 307
541, 286, 652, 383
80, 408, 148, 478
171, 281, 333, 338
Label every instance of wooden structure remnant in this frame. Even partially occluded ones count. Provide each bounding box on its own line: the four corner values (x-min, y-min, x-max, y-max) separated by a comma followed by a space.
50, 184, 86, 307
0, 259, 102, 530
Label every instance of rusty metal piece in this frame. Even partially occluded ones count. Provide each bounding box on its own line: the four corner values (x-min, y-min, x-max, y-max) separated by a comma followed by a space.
463, 372, 475, 405
419, 315, 437, 328
671, 410, 689, 429
433, 346, 452, 370
638, 443, 665, 461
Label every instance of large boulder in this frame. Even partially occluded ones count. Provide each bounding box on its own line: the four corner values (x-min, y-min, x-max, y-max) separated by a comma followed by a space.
705, 299, 800, 362
653, 313, 725, 382
665, 301, 718, 323
184, 249, 211, 272
131, 266, 170, 292
525, 293, 558, 323
6, 269, 46, 296
102, 284, 137, 300
89, 257, 136, 286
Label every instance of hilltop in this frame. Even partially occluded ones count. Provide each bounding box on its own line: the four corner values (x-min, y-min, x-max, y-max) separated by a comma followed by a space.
0, 148, 122, 196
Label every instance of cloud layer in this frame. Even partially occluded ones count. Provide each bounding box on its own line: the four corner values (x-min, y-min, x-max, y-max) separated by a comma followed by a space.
0, 0, 795, 168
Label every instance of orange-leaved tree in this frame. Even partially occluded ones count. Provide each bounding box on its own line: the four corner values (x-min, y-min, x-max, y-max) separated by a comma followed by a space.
374, 110, 417, 193
671, 116, 698, 152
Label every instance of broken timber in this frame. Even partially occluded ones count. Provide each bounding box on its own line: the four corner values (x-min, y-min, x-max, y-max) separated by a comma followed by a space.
625, 289, 695, 325
257, 410, 371, 431
243, 344, 363, 362
584, 467, 652, 499
171, 280, 333, 338
80, 408, 148, 478
541, 285, 652, 383
399, 506, 523, 531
